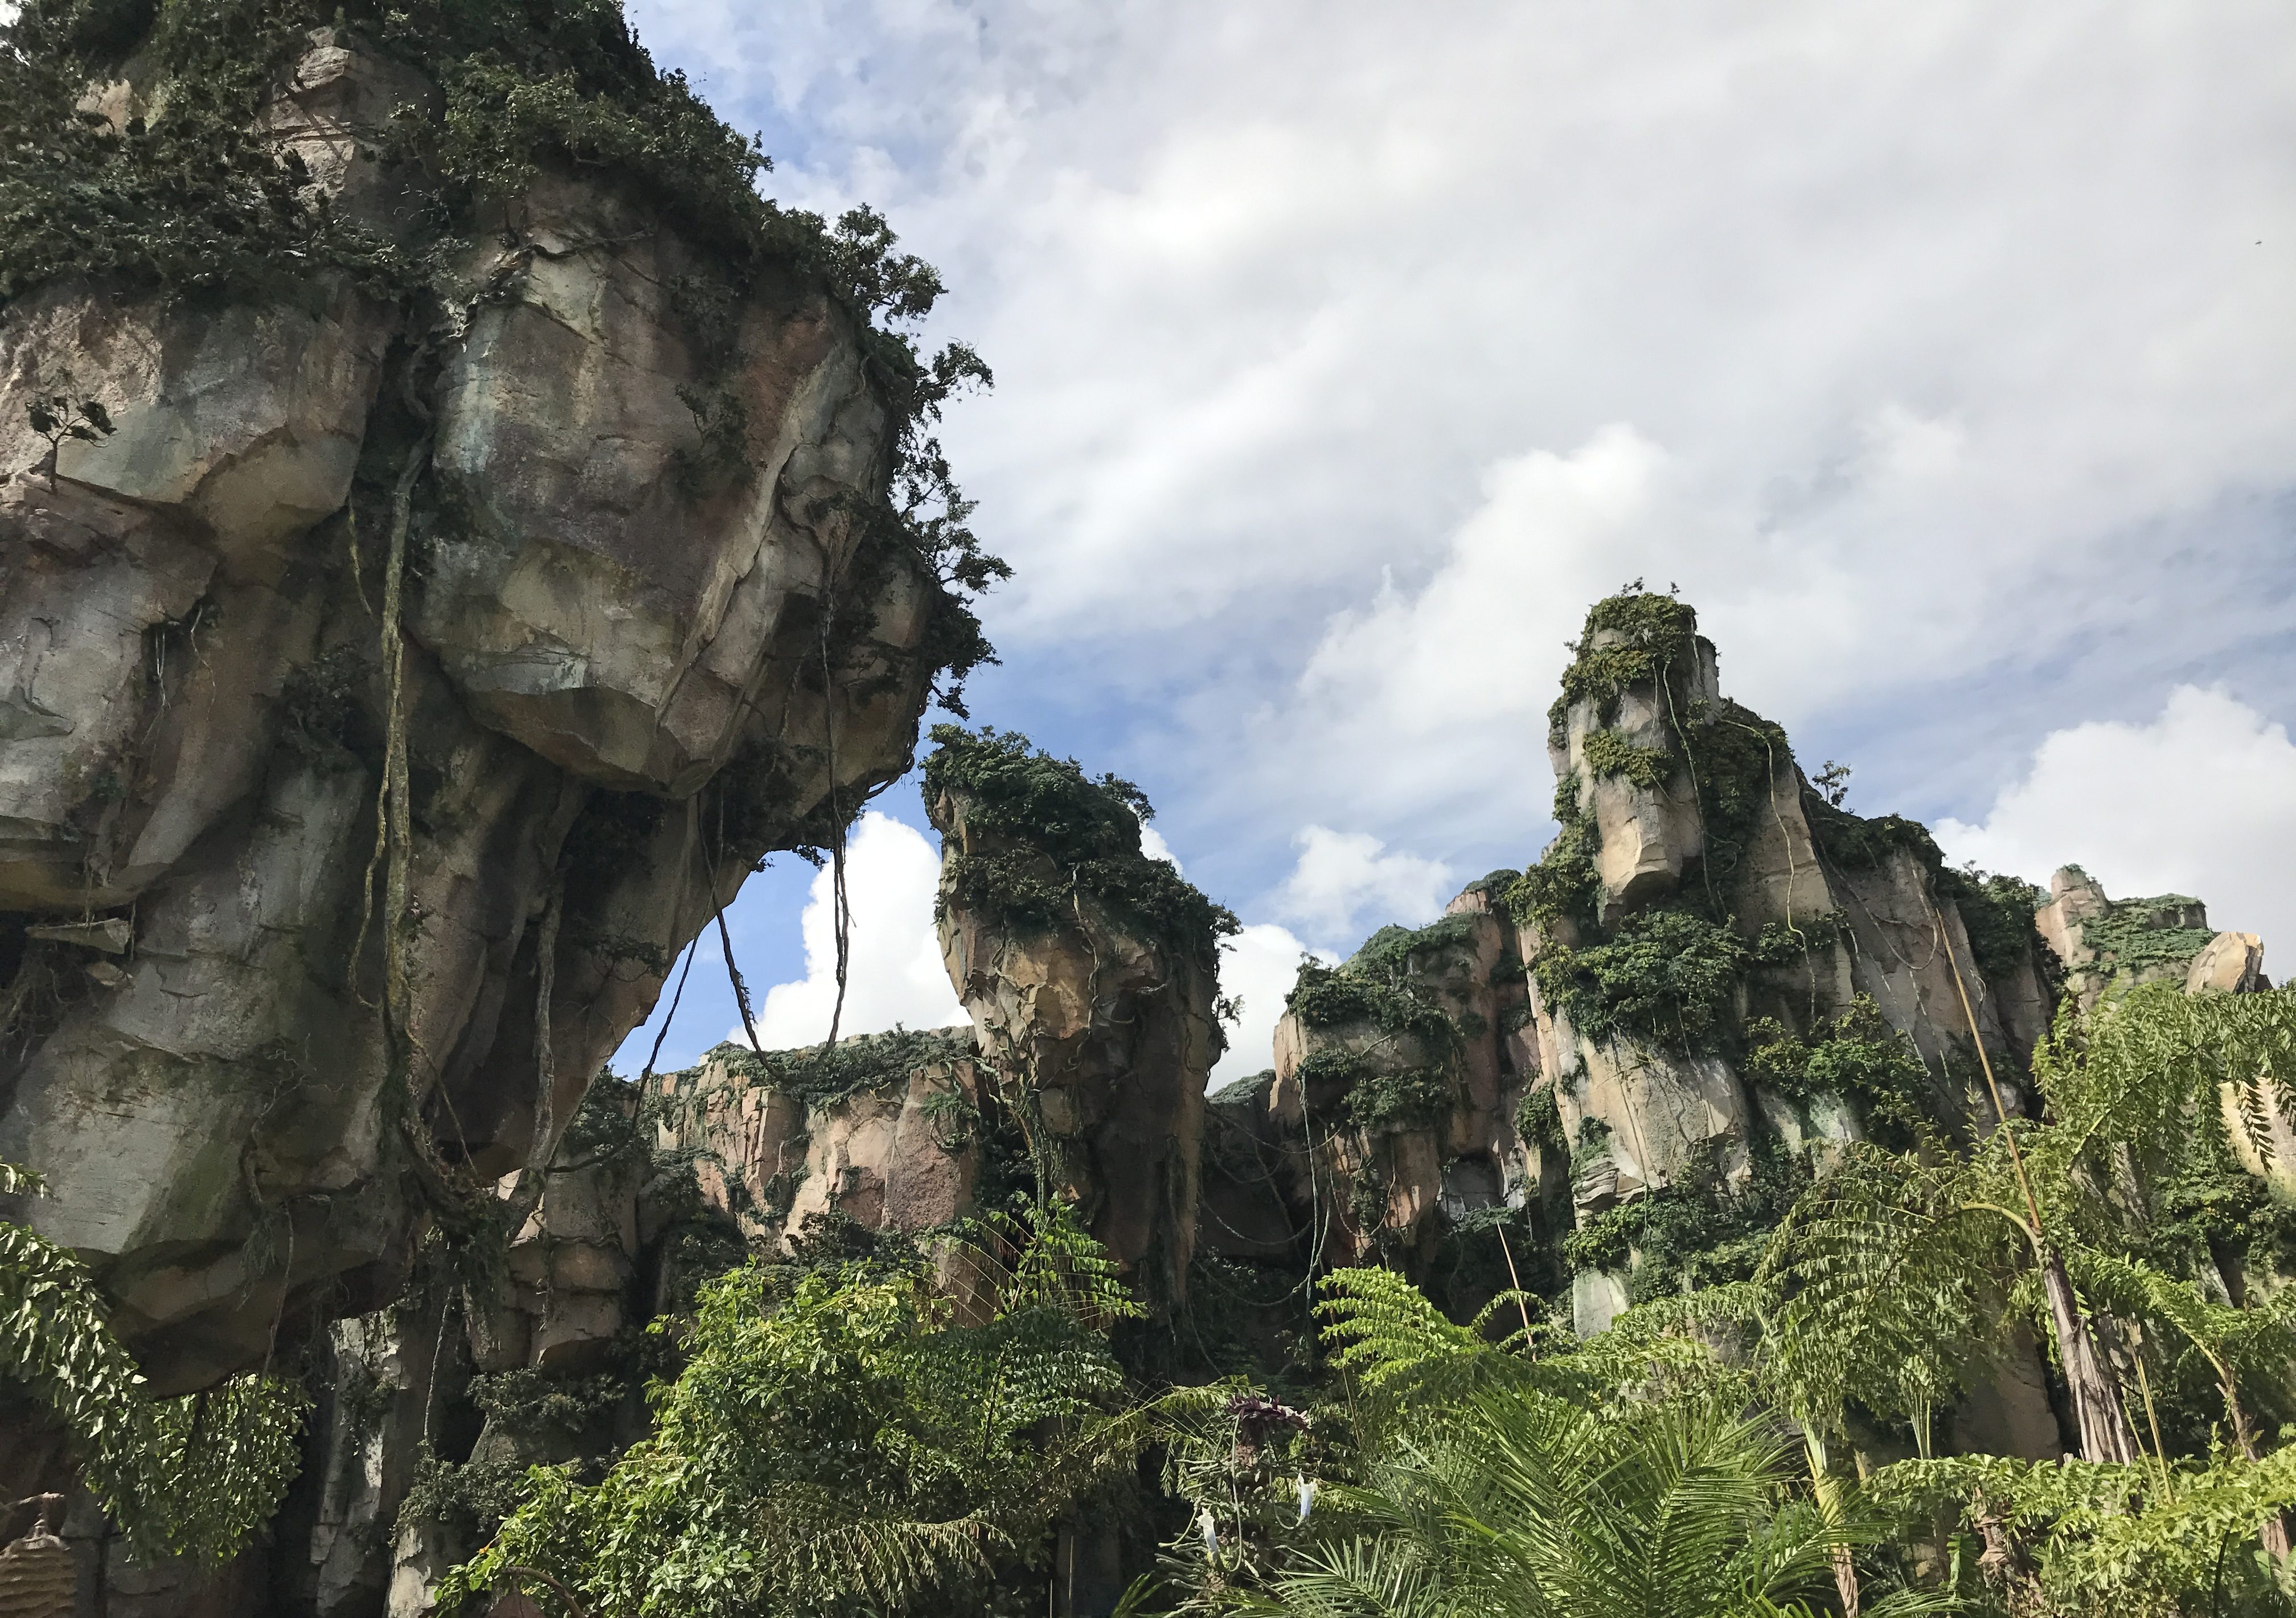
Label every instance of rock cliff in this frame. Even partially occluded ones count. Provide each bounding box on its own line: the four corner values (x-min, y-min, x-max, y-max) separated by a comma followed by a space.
922, 727, 1233, 1305
1232, 589, 2279, 1461
0, 11, 984, 1416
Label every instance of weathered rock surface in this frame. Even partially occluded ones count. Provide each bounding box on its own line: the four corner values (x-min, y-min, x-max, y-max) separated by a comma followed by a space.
1263, 893, 1537, 1268
650, 1029, 987, 1249
0, 31, 952, 1403
927, 780, 1223, 1301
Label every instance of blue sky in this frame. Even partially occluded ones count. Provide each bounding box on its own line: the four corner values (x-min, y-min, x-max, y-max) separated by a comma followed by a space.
616, 1, 2296, 1083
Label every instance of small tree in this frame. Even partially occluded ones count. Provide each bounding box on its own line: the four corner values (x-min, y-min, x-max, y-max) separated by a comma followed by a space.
23, 389, 114, 483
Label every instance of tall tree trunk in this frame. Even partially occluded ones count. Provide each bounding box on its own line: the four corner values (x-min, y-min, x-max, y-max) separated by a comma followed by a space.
2040, 1247, 2139, 1464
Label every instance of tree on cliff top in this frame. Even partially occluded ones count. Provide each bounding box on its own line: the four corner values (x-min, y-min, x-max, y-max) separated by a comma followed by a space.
923, 725, 1240, 972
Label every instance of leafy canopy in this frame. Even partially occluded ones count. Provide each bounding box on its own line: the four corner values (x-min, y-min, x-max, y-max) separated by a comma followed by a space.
437, 1198, 1154, 1618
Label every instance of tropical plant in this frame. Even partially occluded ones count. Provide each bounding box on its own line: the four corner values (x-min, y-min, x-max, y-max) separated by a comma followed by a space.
436, 1198, 1158, 1617
1256, 1384, 1937, 1618
1, 1160, 306, 1564
1869, 1445, 2296, 1616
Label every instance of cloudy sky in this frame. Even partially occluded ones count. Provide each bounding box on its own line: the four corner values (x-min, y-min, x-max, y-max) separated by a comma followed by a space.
617, 0, 2296, 1085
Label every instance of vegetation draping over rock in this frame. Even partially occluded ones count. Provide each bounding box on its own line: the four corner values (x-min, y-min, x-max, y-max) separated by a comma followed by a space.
0, 1161, 306, 1567
0, 0, 1007, 707
704, 1026, 974, 1109
1744, 993, 1933, 1141
1282, 915, 1477, 1133
1544, 586, 1700, 746
924, 725, 1238, 966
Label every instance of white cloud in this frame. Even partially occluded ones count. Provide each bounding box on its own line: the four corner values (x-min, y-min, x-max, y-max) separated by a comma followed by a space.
1272, 826, 1453, 947
1211, 922, 1331, 1087
751, 812, 967, 1049
1261, 425, 1689, 829
627, 0, 2296, 954
1934, 687, 2296, 961
1138, 821, 1181, 870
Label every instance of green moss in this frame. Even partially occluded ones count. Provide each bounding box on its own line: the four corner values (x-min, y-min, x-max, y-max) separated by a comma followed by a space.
1581, 726, 1671, 791
1742, 994, 1929, 1143
923, 726, 1238, 966
1546, 588, 1700, 745
1532, 906, 1746, 1053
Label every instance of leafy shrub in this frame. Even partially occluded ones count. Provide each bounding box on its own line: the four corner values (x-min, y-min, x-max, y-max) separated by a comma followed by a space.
1532, 906, 1746, 1052
1581, 725, 1672, 790
925, 726, 1237, 964
434, 1200, 1150, 1617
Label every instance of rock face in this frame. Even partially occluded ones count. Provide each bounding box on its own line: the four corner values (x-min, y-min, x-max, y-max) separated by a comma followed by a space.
1519, 598, 2041, 1250
924, 737, 1229, 1304
1261, 886, 1538, 1270
650, 1029, 989, 1248
0, 29, 956, 1402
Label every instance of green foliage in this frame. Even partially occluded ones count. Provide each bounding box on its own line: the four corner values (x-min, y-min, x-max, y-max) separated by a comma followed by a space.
1934, 866, 2043, 982
1580, 725, 1671, 791
1547, 586, 1700, 744
1261, 1385, 1893, 1618
707, 1026, 974, 1110
1316, 1266, 1506, 1390
1672, 697, 1793, 898
1559, 1141, 1806, 1305
436, 1199, 1150, 1617
1516, 1083, 1567, 1155
142, 1373, 311, 1566
1756, 1143, 2011, 1444
1532, 905, 1746, 1053
1870, 1447, 2296, 1616
400, 1443, 535, 1546
1338, 1065, 1451, 1134
1505, 815, 1600, 934
2028, 981, 2296, 1193
1286, 966, 1458, 1055
2073, 887, 2221, 986
0, 0, 410, 310
1, 1158, 306, 1564
1284, 917, 1478, 1135
925, 726, 1238, 964
1744, 994, 1932, 1140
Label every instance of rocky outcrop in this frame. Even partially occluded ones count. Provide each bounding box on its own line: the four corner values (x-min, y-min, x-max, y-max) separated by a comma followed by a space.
650, 1028, 989, 1249
1518, 597, 2045, 1249
924, 730, 1230, 1303
1261, 888, 1537, 1269
0, 26, 960, 1406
